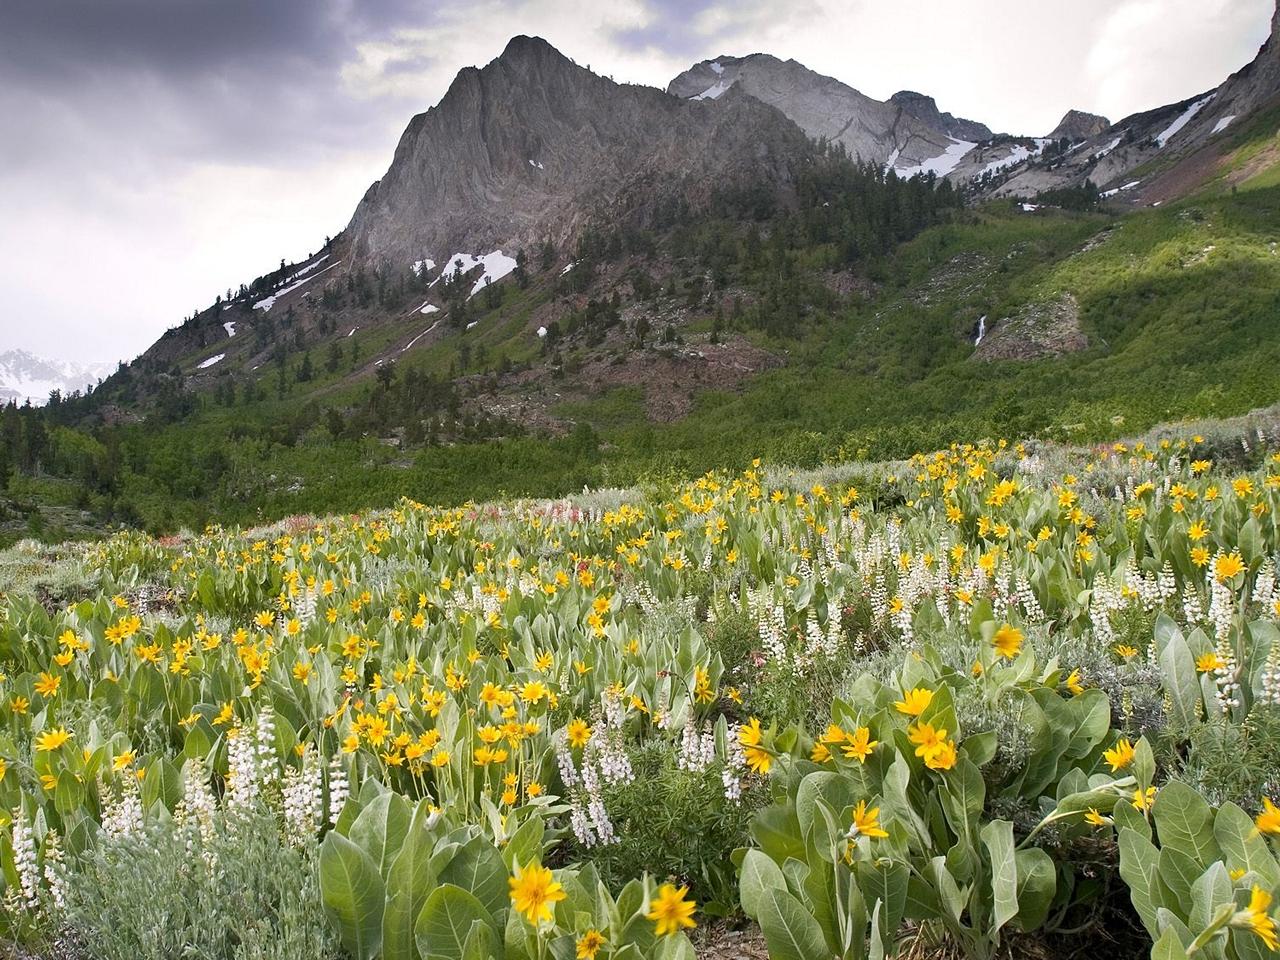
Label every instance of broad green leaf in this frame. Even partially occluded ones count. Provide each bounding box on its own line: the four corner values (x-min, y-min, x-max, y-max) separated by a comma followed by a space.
755, 885, 827, 960
415, 885, 495, 960
1214, 802, 1280, 885
438, 835, 509, 920
1153, 782, 1219, 868
319, 831, 386, 960
349, 791, 411, 876
739, 849, 786, 919
980, 819, 1018, 935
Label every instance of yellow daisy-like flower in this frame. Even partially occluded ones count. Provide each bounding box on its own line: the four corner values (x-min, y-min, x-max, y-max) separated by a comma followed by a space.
739, 718, 773, 775
509, 862, 566, 926
1256, 797, 1280, 835
35, 727, 71, 752
893, 687, 933, 717
575, 930, 606, 959
647, 883, 697, 937
991, 624, 1024, 660
840, 726, 879, 764
1103, 738, 1136, 773
1234, 885, 1280, 951
849, 799, 889, 839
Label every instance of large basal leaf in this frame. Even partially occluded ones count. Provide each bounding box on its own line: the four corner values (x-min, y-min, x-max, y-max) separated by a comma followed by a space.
1158, 630, 1202, 729
319, 831, 386, 960
980, 819, 1018, 936
437, 834, 509, 921
1152, 781, 1219, 869
1118, 827, 1162, 940
349, 791, 411, 876
1013, 847, 1055, 931
415, 884, 495, 960
382, 805, 439, 960
1214, 801, 1280, 886
755, 885, 828, 960
739, 848, 788, 920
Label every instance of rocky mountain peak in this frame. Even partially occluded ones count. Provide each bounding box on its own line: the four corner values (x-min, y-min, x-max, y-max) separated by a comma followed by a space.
344, 38, 810, 269
889, 90, 994, 142
1046, 109, 1110, 141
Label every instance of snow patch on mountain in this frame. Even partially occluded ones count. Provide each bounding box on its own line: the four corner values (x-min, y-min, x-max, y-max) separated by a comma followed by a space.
253, 260, 342, 311
436, 251, 519, 298
898, 138, 977, 178
1155, 94, 1215, 148
1212, 115, 1237, 134
196, 353, 225, 369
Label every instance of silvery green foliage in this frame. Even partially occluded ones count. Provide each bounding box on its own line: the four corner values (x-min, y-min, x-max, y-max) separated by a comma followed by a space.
58, 802, 342, 960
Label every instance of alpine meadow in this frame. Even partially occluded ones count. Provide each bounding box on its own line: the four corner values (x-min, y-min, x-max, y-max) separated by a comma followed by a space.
5, 4, 1280, 959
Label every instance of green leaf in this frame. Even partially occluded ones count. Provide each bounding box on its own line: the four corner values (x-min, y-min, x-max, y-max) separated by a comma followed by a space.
1158, 630, 1202, 729
1013, 847, 1055, 931
981, 819, 1018, 935
383, 805, 438, 960
319, 831, 386, 960
141, 756, 181, 812
755, 885, 828, 960
1151, 928, 1190, 960
1153, 782, 1220, 868
349, 791, 411, 877
1214, 802, 1280, 885
1119, 827, 1162, 940
438, 835, 509, 920
739, 849, 787, 920
415, 885, 496, 960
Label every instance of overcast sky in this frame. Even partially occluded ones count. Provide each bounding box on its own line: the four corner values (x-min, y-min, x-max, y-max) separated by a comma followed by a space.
0, 0, 1272, 365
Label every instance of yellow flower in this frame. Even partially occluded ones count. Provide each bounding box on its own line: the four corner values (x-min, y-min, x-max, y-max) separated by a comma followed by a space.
566, 718, 592, 749
1187, 520, 1208, 541
35, 727, 71, 752
1084, 808, 1111, 827
894, 687, 933, 717
113, 750, 136, 771
908, 721, 954, 769
1215, 552, 1246, 582
647, 883, 696, 937
1234, 885, 1280, 951
991, 624, 1024, 659
1063, 670, 1084, 696
576, 930, 606, 959
1196, 652, 1224, 674
840, 726, 879, 764
739, 718, 772, 775
849, 799, 889, 839
509, 862, 566, 926
1103, 738, 1136, 772
1131, 786, 1157, 812
1257, 797, 1280, 835
34, 672, 61, 698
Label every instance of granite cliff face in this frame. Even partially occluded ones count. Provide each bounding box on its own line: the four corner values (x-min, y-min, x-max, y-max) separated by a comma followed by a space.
1046, 109, 1110, 141
345, 37, 810, 269
666, 54, 992, 173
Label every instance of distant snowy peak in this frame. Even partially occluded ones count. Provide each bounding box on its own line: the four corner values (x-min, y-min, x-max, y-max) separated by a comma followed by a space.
0, 349, 114, 406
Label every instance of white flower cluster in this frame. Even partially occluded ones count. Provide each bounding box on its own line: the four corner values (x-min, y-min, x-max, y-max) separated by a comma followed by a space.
41, 829, 66, 912
1255, 560, 1277, 610
282, 756, 323, 847
175, 759, 218, 865
255, 705, 279, 786
11, 809, 40, 910
101, 777, 145, 840
328, 755, 350, 826
721, 722, 746, 803
1213, 633, 1242, 712
226, 724, 259, 808
677, 721, 716, 772
1015, 575, 1045, 623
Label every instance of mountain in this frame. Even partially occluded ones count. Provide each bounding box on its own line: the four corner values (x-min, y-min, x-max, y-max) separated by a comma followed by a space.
989, 2, 1280, 201
889, 90, 995, 142
0, 350, 113, 405
10, 18, 1280, 535
346, 36, 810, 270
1045, 109, 1109, 141
666, 54, 994, 176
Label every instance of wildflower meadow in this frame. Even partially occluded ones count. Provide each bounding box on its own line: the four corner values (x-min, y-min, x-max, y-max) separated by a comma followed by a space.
3, 416, 1280, 959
